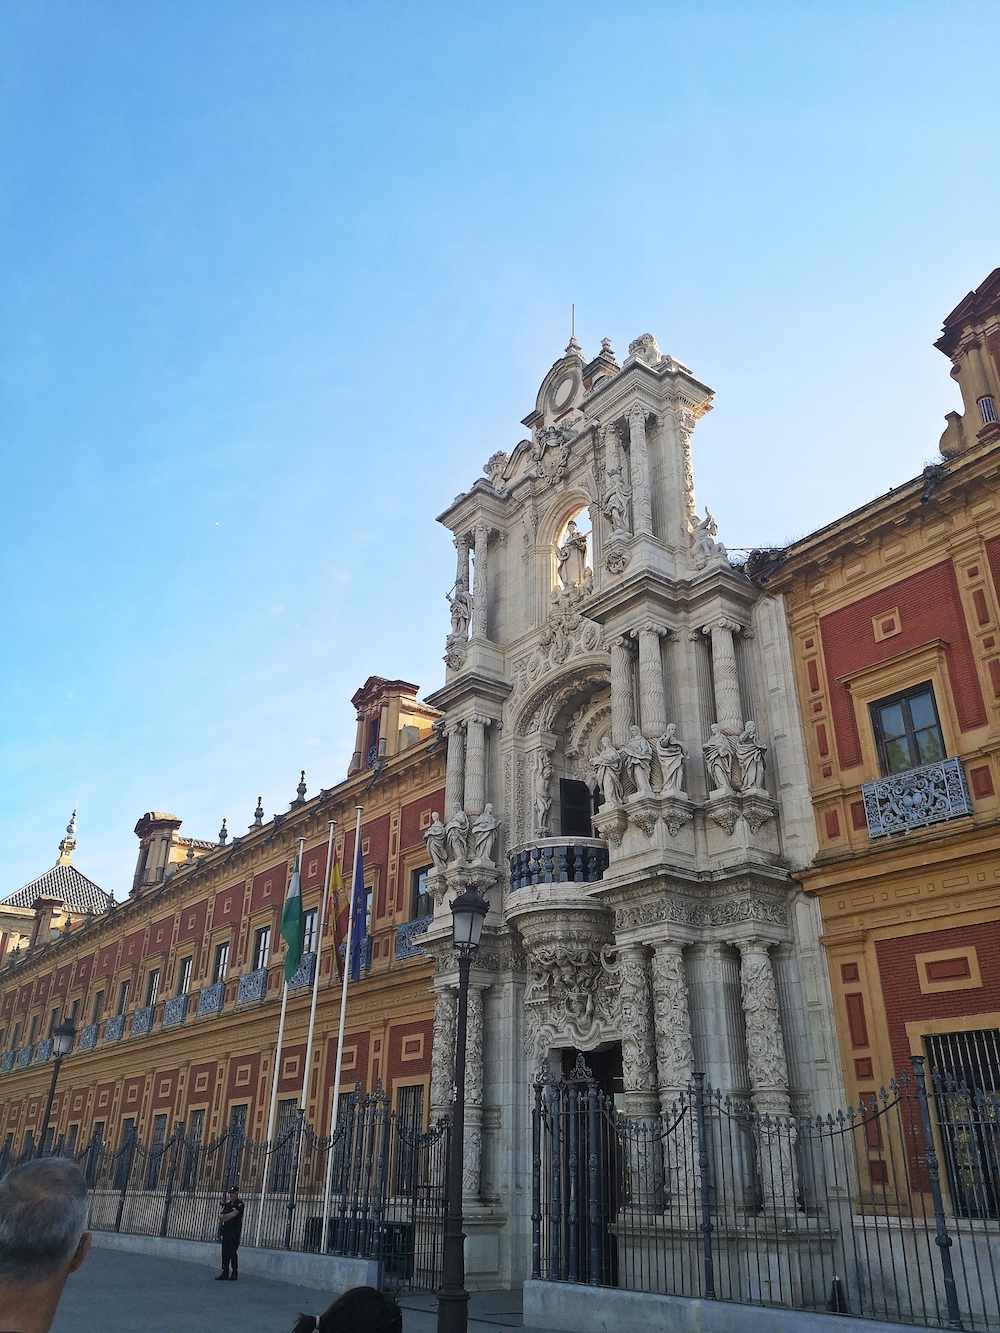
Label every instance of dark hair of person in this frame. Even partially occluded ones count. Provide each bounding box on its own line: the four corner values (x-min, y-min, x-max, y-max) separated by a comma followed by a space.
292, 1285, 402, 1333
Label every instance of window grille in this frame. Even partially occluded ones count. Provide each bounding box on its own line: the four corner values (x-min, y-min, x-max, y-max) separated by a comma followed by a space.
979, 395, 998, 426
926, 1027, 1000, 1219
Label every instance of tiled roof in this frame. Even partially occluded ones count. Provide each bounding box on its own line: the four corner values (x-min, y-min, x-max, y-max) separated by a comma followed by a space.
1, 863, 113, 915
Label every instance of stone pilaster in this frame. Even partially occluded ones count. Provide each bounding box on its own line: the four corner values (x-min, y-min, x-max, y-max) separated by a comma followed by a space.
627, 403, 653, 536
430, 987, 457, 1121
617, 945, 659, 1118
632, 621, 668, 738
473, 525, 489, 639
705, 617, 743, 731
610, 635, 633, 746
650, 941, 694, 1103
463, 984, 486, 1200
454, 534, 470, 588
444, 723, 466, 820
464, 715, 489, 816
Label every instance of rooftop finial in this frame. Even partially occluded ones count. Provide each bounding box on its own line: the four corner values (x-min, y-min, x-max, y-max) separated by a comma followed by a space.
565, 304, 582, 358
57, 807, 78, 866
291, 770, 307, 807
185, 841, 195, 864
218, 818, 228, 846
252, 796, 264, 829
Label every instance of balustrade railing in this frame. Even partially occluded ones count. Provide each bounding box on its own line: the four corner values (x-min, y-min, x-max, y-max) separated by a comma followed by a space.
395, 918, 431, 960
131, 1006, 154, 1036
197, 982, 225, 1017
162, 994, 188, 1027
35, 1038, 53, 1062
237, 969, 267, 1005
16, 1045, 33, 1067
103, 1015, 126, 1043
862, 756, 973, 838
78, 1024, 99, 1050
509, 837, 609, 891
288, 952, 316, 992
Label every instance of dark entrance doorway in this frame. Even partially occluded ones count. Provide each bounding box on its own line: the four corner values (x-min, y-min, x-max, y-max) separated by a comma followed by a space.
560, 1043, 625, 1111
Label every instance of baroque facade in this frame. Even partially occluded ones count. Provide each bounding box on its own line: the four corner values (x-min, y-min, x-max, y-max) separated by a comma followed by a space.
757, 270, 1000, 1147
420, 333, 840, 1287
0, 678, 444, 1163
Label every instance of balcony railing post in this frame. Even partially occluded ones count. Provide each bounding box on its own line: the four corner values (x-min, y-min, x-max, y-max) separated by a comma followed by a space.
694, 1072, 715, 1300
911, 1055, 963, 1330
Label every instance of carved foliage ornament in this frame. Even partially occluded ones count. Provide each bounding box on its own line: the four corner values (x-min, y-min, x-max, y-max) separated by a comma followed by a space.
511, 587, 605, 699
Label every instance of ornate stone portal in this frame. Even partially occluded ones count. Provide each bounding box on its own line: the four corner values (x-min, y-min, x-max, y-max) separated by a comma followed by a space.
420, 333, 837, 1288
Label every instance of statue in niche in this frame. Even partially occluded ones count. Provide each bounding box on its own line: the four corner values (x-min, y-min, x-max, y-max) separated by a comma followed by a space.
654, 724, 688, 796
736, 720, 768, 794
446, 576, 474, 639
445, 809, 470, 864
556, 520, 589, 590
423, 812, 449, 871
590, 735, 624, 807
534, 751, 553, 836
690, 508, 728, 569
602, 468, 632, 536
703, 723, 736, 795
621, 725, 654, 798
471, 804, 500, 864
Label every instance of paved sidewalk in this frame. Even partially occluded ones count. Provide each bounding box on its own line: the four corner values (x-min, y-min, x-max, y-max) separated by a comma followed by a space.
52, 1245, 553, 1333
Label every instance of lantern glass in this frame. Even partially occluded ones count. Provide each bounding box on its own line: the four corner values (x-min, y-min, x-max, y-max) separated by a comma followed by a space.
52, 1020, 76, 1058
450, 887, 489, 950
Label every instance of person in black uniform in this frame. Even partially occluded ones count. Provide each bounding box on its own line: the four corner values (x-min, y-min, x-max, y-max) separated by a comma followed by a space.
216, 1186, 244, 1281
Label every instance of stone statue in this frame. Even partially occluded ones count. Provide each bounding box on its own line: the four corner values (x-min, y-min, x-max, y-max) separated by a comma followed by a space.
736, 720, 768, 794
446, 576, 474, 639
654, 723, 687, 796
471, 804, 500, 864
445, 809, 470, 864
423, 812, 449, 872
556, 520, 589, 590
590, 735, 624, 807
621, 724, 654, 798
703, 723, 736, 795
602, 467, 632, 535
690, 508, 727, 569
534, 752, 552, 836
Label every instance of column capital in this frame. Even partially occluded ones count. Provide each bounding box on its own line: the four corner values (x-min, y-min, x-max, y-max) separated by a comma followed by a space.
468, 712, 492, 729
627, 400, 653, 428
702, 615, 744, 637
445, 720, 466, 737
727, 933, 781, 955
630, 620, 671, 641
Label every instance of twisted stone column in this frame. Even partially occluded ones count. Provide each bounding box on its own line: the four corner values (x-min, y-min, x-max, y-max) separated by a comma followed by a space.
735, 938, 795, 1207
627, 403, 653, 536
618, 945, 659, 1117
705, 618, 743, 731
633, 622, 668, 739
444, 723, 466, 820
463, 984, 486, 1200
464, 715, 489, 816
454, 534, 470, 589
473, 525, 489, 639
651, 941, 696, 1211
610, 635, 634, 746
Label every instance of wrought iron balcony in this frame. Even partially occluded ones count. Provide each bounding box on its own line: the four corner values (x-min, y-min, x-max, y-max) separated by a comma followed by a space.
131, 1005, 154, 1036
197, 981, 226, 1016
0, 1051, 13, 1073
17, 1045, 33, 1068
35, 1039, 53, 1062
509, 837, 609, 892
862, 756, 973, 839
162, 994, 188, 1027
103, 1015, 126, 1043
395, 916, 431, 961
78, 1024, 98, 1051
237, 968, 267, 1005
288, 952, 316, 992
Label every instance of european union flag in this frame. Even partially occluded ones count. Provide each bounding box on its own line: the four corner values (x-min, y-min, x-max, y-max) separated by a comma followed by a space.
349, 841, 367, 983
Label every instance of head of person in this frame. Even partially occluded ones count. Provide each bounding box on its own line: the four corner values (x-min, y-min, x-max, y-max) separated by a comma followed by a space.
0, 1158, 90, 1289
292, 1286, 402, 1333
227, 1186, 239, 1201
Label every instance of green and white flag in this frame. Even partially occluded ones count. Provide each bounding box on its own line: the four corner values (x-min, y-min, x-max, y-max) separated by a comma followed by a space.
280, 853, 304, 984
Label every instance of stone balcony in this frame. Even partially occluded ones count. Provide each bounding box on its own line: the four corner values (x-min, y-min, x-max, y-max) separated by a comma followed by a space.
508, 837, 609, 892
862, 756, 973, 839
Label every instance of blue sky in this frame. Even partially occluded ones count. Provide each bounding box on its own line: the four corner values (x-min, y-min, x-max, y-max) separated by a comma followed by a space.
1, 1, 998, 897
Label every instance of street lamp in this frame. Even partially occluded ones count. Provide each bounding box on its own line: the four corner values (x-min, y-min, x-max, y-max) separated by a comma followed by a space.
437, 884, 489, 1333
37, 1018, 77, 1159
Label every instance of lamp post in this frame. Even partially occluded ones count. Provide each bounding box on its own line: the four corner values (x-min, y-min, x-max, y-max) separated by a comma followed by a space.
37, 1018, 77, 1159
437, 884, 489, 1333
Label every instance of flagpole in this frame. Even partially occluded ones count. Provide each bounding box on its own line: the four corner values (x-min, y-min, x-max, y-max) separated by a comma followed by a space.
254, 835, 305, 1249
321, 804, 363, 1239
300, 821, 336, 1121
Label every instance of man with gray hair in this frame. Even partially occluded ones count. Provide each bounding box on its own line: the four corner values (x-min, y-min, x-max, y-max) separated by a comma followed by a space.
0, 1158, 91, 1333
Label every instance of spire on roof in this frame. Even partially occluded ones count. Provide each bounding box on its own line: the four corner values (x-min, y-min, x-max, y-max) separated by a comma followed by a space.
291, 770, 307, 807
218, 818, 228, 846
57, 808, 77, 867
252, 797, 264, 829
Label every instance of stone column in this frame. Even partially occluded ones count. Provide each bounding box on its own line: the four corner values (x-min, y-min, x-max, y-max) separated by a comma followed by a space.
734, 938, 795, 1208
463, 984, 486, 1201
651, 940, 696, 1211
705, 617, 743, 731
464, 715, 489, 816
618, 945, 659, 1117
632, 622, 668, 738
444, 723, 466, 819
627, 403, 653, 536
472, 525, 489, 639
610, 635, 634, 746
454, 534, 471, 589
430, 987, 457, 1121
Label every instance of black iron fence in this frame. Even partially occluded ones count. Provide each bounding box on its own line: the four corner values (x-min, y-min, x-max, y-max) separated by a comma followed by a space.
2, 1085, 448, 1292
533, 1056, 1000, 1330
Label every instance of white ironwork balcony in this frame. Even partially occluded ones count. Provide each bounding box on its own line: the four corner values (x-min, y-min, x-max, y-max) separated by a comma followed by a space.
862, 756, 973, 839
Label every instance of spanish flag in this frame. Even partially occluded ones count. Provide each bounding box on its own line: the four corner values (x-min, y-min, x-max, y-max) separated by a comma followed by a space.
329, 852, 350, 980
